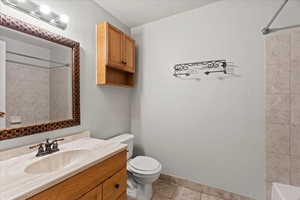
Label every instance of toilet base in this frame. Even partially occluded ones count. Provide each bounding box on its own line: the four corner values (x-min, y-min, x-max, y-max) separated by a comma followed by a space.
127, 174, 154, 200
136, 183, 153, 200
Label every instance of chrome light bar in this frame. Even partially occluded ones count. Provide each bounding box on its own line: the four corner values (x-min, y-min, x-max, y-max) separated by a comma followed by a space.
1, 0, 69, 30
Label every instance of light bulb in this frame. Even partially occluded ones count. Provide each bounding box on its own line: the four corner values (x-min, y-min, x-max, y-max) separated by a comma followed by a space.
39, 5, 51, 15
59, 14, 69, 24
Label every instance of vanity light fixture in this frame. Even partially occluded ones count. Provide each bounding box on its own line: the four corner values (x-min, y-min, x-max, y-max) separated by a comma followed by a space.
60, 14, 69, 24
39, 4, 51, 15
1, 0, 69, 30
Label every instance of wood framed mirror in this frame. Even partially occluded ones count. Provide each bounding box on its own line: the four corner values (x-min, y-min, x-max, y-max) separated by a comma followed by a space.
0, 14, 80, 140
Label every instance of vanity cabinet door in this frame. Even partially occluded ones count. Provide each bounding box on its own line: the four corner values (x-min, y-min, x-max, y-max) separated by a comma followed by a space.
117, 193, 127, 200
123, 35, 135, 73
103, 168, 127, 200
107, 24, 124, 68
79, 185, 102, 200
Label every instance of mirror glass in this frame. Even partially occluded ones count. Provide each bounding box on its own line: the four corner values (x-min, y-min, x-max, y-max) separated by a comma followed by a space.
0, 26, 72, 130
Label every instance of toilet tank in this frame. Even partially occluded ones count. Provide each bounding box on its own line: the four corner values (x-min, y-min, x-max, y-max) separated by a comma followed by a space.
108, 134, 134, 159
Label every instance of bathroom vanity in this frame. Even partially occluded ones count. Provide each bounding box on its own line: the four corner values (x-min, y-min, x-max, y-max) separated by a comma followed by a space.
0, 133, 128, 200
28, 152, 127, 200
0, 12, 128, 200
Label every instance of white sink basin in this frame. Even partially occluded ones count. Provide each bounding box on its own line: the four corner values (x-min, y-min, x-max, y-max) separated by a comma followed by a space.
272, 183, 300, 200
24, 149, 90, 174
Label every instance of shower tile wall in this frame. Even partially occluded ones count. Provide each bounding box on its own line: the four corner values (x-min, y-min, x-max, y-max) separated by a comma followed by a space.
6, 63, 50, 127
49, 67, 72, 121
266, 29, 300, 200
3, 36, 51, 128
3, 36, 72, 128
6, 66, 71, 127
49, 46, 72, 122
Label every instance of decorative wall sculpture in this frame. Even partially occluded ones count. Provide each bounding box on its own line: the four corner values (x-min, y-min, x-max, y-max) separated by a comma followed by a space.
173, 59, 239, 80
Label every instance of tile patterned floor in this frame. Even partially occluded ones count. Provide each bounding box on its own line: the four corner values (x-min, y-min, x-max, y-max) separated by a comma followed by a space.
150, 179, 223, 200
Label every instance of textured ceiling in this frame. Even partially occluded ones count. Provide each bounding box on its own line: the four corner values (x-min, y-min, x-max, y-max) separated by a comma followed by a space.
93, 0, 220, 27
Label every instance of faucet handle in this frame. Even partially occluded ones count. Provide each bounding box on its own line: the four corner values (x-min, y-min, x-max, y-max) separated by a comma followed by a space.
52, 138, 64, 152
45, 138, 51, 144
29, 143, 44, 150
53, 138, 64, 143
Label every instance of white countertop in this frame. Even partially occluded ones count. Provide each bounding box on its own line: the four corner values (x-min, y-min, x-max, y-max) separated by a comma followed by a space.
0, 135, 127, 200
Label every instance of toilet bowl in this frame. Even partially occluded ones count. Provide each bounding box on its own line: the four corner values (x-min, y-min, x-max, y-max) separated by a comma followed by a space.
108, 134, 162, 200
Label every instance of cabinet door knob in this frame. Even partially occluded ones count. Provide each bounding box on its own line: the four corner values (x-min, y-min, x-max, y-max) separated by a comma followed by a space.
114, 184, 120, 189
0, 112, 5, 118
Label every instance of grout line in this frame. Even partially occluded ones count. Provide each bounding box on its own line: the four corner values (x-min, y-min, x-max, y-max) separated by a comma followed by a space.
289, 31, 292, 185
157, 178, 232, 200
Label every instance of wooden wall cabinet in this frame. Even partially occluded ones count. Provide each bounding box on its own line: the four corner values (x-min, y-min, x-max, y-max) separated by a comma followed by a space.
97, 22, 135, 87
28, 151, 127, 200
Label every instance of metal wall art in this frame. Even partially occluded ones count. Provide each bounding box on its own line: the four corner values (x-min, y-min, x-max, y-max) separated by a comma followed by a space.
173, 59, 239, 80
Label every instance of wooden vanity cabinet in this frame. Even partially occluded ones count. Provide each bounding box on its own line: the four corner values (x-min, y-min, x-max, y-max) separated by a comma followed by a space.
117, 193, 128, 200
96, 22, 135, 87
28, 151, 127, 200
103, 167, 127, 200
78, 186, 102, 200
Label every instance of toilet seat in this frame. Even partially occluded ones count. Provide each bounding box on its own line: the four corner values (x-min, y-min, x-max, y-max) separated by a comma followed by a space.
128, 156, 162, 175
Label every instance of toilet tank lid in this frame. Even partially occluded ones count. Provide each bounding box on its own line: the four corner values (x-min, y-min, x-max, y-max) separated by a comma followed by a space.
109, 133, 134, 143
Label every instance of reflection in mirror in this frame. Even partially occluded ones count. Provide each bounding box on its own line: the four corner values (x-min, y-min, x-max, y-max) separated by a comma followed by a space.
0, 26, 73, 130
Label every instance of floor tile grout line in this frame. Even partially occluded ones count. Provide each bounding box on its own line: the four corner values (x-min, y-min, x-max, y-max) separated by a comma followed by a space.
155, 179, 225, 200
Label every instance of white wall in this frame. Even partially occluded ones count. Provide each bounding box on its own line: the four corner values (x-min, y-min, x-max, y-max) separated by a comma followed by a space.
0, 0, 132, 150
131, 0, 300, 199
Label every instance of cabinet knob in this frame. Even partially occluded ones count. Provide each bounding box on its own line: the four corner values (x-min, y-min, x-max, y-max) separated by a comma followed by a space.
114, 184, 120, 189
0, 112, 5, 118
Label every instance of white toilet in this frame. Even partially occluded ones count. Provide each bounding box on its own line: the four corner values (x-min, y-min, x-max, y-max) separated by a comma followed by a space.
109, 134, 162, 200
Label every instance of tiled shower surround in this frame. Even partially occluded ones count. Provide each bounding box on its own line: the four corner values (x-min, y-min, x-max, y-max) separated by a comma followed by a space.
266, 28, 300, 199
6, 62, 50, 127
6, 64, 71, 128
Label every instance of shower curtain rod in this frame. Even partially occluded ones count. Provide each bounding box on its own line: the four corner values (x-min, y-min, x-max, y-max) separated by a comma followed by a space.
6, 59, 69, 69
6, 50, 70, 67
262, 0, 300, 35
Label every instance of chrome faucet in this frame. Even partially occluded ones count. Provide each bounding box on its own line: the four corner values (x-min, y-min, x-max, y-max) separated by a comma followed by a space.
29, 138, 64, 157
